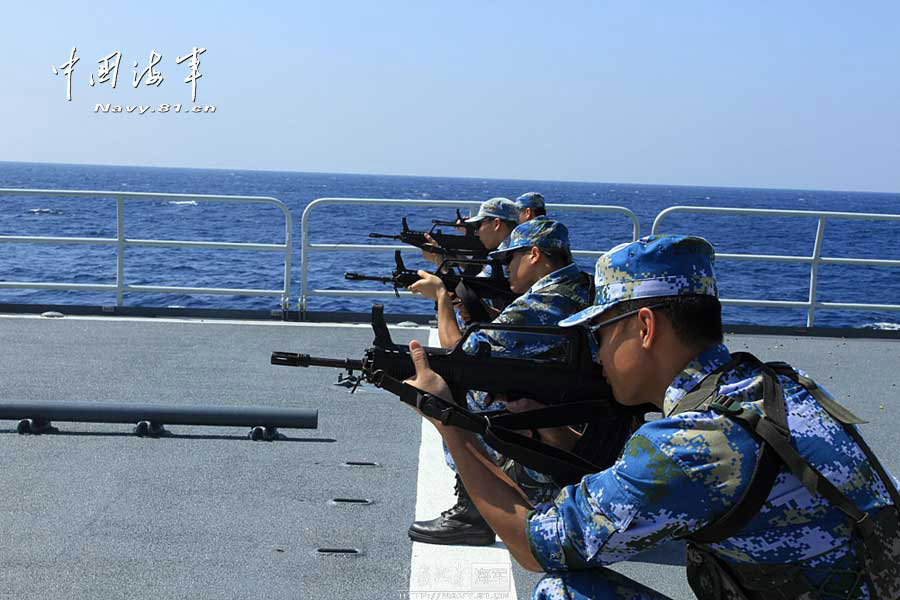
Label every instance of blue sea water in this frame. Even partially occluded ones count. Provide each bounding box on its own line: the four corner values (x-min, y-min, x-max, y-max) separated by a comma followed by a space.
1, 161, 899, 329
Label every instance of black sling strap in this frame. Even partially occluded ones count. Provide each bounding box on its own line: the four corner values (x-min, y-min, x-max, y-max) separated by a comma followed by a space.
373, 370, 625, 484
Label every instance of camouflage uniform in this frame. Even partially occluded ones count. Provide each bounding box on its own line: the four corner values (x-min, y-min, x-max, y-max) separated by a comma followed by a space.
445, 220, 592, 504
528, 235, 900, 599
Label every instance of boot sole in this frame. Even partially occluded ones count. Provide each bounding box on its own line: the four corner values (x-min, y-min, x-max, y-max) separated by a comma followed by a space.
407, 529, 496, 546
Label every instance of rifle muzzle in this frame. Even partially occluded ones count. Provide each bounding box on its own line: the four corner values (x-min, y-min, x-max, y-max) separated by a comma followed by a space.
270, 352, 363, 371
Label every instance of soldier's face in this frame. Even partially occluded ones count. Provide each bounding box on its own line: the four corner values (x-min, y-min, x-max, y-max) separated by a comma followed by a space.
591, 314, 646, 406
504, 247, 539, 293
517, 209, 530, 224
476, 218, 505, 250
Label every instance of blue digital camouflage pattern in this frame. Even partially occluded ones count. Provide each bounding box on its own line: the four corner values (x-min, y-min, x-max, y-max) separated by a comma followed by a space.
489, 219, 570, 262
465, 197, 519, 224
445, 262, 592, 500
527, 343, 900, 599
515, 192, 546, 211
463, 262, 590, 362
560, 234, 718, 328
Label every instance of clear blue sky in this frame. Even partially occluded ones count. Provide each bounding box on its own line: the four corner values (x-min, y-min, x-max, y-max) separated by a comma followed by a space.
3, 1, 899, 192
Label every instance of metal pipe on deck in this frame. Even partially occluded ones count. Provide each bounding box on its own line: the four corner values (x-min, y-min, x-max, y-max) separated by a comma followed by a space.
0, 401, 318, 429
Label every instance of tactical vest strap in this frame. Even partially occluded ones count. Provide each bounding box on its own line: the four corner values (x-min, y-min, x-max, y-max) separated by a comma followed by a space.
679, 353, 894, 545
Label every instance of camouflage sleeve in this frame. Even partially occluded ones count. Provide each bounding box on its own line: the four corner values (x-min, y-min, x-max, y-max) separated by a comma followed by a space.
460, 297, 533, 356
526, 416, 752, 571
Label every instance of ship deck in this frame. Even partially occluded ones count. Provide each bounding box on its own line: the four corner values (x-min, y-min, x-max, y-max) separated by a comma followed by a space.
0, 312, 897, 600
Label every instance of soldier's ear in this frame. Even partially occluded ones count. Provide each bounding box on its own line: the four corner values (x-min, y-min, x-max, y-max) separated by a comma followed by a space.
637, 307, 658, 349
529, 246, 541, 264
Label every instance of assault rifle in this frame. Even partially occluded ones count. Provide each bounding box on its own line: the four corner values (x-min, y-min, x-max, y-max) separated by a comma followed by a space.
369, 211, 487, 259
344, 251, 517, 322
271, 305, 636, 483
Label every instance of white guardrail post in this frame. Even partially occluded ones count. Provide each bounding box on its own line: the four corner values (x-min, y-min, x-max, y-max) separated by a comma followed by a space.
0, 188, 293, 311
299, 197, 640, 317
652, 206, 900, 326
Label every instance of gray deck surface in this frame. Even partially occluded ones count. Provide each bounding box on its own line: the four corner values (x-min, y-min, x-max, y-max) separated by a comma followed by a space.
0, 314, 897, 600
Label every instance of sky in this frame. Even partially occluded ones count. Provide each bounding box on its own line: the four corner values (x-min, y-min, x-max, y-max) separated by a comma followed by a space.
2, 1, 899, 193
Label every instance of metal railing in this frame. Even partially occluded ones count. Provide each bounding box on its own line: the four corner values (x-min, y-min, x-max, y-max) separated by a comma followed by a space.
0, 189, 293, 309
652, 206, 900, 327
299, 197, 640, 313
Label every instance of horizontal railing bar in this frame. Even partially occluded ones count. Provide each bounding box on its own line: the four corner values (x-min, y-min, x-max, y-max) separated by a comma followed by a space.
126, 239, 287, 251
306, 243, 609, 259
716, 253, 900, 267
0, 188, 284, 204
310, 289, 415, 298
721, 299, 900, 312
0, 235, 287, 252
0, 282, 117, 291
653, 205, 900, 227
0, 282, 285, 296
0, 235, 116, 245
125, 285, 284, 296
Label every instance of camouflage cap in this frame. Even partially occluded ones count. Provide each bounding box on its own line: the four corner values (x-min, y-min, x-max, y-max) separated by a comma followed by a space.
488, 219, 570, 261
514, 192, 545, 211
558, 234, 718, 327
465, 197, 518, 224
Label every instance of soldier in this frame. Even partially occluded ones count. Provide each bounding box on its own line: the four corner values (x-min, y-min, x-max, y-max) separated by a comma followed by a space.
403, 234, 900, 599
514, 192, 549, 224
406, 219, 619, 546
421, 197, 518, 272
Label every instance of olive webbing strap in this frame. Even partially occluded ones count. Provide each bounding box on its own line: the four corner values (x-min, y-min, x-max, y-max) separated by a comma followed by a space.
687, 369, 782, 544
770, 365, 900, 512
752, 365, 876, 538
374, 371, 605, 483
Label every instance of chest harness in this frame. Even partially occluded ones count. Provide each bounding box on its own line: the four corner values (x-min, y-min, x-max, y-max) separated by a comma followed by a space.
670, 352, 900, 600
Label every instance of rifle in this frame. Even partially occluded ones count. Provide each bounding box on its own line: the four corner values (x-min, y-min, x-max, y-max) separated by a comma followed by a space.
344, 251, 517, 322
431, 208, 477, 232
271, 305, 636, 483
368, 211, 487, 258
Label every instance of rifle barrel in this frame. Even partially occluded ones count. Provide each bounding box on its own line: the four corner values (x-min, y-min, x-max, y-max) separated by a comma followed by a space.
368, 233, 401, 240
271, 352, 364, 371
345, 273, 393, 283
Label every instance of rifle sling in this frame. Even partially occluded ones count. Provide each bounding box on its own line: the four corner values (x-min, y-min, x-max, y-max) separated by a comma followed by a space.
373, 371, 606, 482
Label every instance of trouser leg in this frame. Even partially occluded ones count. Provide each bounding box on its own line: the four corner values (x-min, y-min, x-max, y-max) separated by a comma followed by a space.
532, 569, 674, 600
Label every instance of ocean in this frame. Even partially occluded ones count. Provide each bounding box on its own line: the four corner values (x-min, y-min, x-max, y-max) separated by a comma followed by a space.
1, 161, 898, 329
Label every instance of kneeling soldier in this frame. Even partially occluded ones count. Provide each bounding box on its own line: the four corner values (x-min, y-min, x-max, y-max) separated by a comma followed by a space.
403, 234, 900, 599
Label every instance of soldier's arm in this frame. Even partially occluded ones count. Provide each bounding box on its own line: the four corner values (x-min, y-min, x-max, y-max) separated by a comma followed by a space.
527, 419, 741, 572
408, 271, 463, 348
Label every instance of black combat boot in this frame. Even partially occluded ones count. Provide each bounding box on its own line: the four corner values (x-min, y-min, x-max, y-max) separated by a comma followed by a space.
407, 475, 496, 545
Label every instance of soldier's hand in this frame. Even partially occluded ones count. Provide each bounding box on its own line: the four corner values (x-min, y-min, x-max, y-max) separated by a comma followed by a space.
504, 397, 547, 413
408, 270, 446, 301
452, 296, 472, 323
421, 233, 444, 268
404, 340, 454, 425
